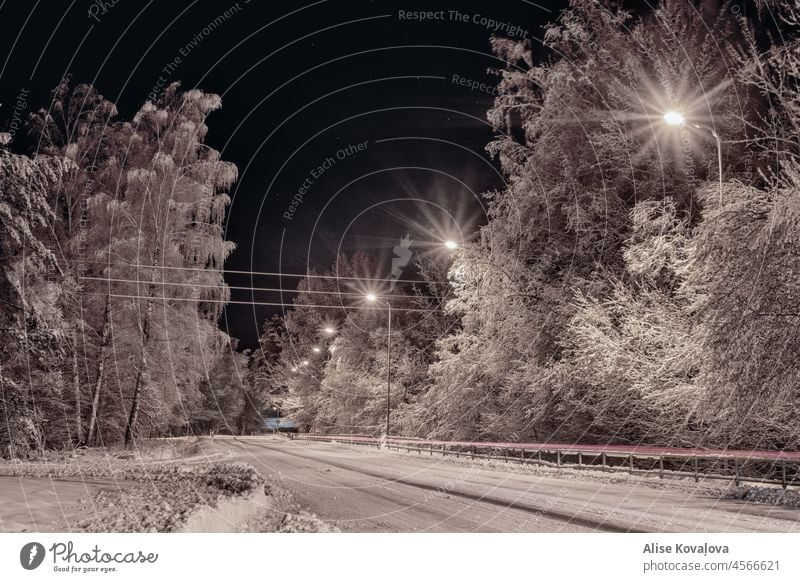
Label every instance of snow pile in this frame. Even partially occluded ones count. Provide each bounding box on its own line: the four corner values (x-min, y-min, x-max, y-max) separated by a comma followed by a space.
724, 486, 800, 508
65, 462, 265, 532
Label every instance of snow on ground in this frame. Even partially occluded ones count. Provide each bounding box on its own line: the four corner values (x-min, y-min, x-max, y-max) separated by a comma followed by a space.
309, 439, 740, 497
0, 438, 335, 532
725, 486, 800, 508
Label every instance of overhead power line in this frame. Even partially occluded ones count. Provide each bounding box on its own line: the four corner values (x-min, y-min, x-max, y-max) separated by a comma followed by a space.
61, 259, 451, 285
78, 276, 444, 301
86, 292, 442, 313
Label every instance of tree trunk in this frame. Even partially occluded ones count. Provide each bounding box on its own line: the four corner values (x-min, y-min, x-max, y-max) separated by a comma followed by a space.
124, 296, 153, 447
124, 250, 159, 447
85, 296, 110, 447
71, 324, 83, 445
239, 406, 246, 436
124, 367, 145, 446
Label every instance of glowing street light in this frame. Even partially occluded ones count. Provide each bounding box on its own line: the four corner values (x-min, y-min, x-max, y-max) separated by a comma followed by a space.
444, 240, 459, 250
662, 109, 723, 207
312, 346, 321, 353
323, 327, 335, 335
366, 293, 392, 436
301, 360, 309, 366
663, 110, 685, 126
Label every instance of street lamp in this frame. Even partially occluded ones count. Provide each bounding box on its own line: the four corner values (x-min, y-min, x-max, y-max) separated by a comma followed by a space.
312, 346, 321, 353
662, 110, 723, 207
323, 327, 335, 335
444, 240, 459, 250
663, 111, 685, 126
366, 293, 392, 437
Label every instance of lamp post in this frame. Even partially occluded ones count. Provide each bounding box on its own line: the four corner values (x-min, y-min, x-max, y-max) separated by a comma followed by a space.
663, 111, 723, 207
366, 293, 391, 437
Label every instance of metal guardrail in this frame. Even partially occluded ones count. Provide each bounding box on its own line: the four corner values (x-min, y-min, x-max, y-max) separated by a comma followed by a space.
292, 433, 800, 489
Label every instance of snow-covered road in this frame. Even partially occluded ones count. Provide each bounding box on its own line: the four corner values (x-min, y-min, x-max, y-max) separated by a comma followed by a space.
225, 437, 800, 533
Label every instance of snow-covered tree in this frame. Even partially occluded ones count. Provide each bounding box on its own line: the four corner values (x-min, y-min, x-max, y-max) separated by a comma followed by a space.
0, 143, 75, 456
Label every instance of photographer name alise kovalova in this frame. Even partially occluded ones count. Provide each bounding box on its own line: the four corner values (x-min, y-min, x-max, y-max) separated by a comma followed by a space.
644, 543, 729, 556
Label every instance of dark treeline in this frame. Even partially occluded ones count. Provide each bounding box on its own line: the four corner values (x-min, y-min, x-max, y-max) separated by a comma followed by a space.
258, 0, 800, 450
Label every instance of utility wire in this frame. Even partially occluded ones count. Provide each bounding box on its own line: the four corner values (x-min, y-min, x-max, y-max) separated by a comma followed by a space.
86, 292, 442, 313
61, 259, 451, 285
78, 276, 444, 301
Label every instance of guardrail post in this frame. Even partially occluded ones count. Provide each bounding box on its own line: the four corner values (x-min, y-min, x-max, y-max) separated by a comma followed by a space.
302, 436, 792, 487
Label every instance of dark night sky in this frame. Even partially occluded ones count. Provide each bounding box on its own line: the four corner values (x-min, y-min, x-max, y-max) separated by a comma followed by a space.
0, 0, 564, 346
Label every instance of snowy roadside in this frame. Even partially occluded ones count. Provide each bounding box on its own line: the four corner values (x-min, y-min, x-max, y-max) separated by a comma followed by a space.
724, 486, 800, 509
302, 439, 744, 496
0, 438, 336, 532
0, 438, 234, 481
341, 440, 800, 508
